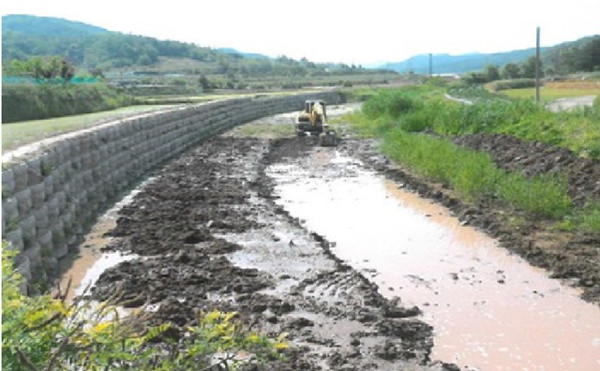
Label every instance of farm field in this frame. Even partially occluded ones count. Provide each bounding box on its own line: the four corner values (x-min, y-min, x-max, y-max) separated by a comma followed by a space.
500, 79, 600, 101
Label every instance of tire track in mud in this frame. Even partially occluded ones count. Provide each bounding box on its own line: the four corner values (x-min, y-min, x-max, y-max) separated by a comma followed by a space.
90, 136, 456, 370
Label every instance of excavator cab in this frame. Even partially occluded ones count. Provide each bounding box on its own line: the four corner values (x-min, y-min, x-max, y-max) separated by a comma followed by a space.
295, 100, 337, 146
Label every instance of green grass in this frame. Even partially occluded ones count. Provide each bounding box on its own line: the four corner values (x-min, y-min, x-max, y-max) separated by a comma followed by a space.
2, 105, 175, 151
380, 128, 572, 219
501, 87, 600, 101
344, 86, 600, 233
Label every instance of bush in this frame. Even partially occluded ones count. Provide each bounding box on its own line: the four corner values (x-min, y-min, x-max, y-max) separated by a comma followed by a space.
362, 90, 421, 119
490, 78, 537, 91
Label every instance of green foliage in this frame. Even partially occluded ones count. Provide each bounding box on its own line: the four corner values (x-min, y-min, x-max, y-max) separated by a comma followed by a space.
497, 173, 572, 219
2, 243, 286, 370
344, 87, 600, 225
378, 129, 572, 217
484, 65, 500, 81
447, 85, 501, 102
521, 56, 543, 78
372, 87, 600, 160
545, 35, 600, 74
3, 56, 75, 81
362, 89, 422, 119
502, 63, 522, 79
490, 78, 537, 91
2, 83, 133, 123
462, 72, 491, 84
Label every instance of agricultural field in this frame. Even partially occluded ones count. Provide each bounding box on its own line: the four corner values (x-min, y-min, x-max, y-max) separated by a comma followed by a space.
500, 80, 600, 101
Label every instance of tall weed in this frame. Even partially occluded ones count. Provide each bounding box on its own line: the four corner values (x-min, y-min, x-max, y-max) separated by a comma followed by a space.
497, 173, 572, 219
380, 129, 572, 219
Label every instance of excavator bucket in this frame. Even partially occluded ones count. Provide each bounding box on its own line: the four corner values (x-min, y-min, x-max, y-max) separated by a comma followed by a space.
318, 130, 337, 147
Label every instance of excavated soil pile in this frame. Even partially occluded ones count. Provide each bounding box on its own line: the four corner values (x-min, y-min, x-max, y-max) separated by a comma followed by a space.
91, 137, 455, 370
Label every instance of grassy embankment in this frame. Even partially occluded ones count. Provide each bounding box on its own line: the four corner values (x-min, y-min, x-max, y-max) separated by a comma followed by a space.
342, 83, 600, 233
2, 105, 175, 152
1, 89, 307, 151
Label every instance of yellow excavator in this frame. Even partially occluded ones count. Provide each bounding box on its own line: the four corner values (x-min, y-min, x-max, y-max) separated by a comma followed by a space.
295, 100, 337, 146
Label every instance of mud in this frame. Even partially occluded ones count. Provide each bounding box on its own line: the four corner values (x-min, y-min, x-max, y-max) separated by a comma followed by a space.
267, 149, 600, 370
87, 107, 599, 369
90, 137, 455, 370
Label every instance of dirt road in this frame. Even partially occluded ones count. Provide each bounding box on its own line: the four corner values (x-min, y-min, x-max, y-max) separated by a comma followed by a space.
546, 95, 596, 112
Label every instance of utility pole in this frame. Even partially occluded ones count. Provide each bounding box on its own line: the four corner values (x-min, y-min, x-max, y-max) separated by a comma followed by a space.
535, 27, 541, 103
429, 53, 433, 78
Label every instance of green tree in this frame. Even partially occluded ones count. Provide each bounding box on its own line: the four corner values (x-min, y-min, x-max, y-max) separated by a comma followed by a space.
577, 38, 600, 71
501, 63, 522, 79
2, 56, 75, 81
521, 56, 543, 78
484, 64, 500, 81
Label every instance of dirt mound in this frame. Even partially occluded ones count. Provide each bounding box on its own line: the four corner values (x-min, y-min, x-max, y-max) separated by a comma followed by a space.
454, 133, 600, 206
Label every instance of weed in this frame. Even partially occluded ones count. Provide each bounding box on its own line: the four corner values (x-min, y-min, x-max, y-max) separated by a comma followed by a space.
497, 173, 572, 219
40, 162, 54, 176
346, 87, 583, 221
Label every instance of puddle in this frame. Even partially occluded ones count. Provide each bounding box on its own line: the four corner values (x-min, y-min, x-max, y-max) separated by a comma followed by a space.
268, 151, 600, 371
58, 180, 152, 301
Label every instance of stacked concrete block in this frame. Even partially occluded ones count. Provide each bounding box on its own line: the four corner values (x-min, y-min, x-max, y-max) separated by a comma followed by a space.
2, 91, 343, 293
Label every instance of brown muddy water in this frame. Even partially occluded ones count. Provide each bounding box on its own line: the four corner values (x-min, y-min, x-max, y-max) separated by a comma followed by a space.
267, 150, 600, 371
58, 181, 148, 301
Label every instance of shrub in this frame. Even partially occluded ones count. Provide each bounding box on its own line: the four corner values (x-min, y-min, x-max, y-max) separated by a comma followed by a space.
490, 78, 537, 91
362, 90, 421, 119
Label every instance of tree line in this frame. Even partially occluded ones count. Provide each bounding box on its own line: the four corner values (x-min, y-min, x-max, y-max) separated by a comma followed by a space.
463, 35, 600, 84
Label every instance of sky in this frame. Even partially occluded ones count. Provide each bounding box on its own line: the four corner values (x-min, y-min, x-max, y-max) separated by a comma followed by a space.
2, 0, 599, 66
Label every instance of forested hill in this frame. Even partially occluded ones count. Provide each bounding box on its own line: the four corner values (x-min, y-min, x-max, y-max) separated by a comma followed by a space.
2, 14, 391, 79
2, 14, 223, 69
3, 14, 108, 36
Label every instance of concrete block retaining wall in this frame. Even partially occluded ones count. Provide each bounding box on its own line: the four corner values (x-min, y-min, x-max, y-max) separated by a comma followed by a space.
2, 91, 343, 292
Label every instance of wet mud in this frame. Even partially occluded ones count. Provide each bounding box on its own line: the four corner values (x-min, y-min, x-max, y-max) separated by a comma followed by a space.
87, 110, 599, 369
90, 137, 454, 370
267, 147, 600, 370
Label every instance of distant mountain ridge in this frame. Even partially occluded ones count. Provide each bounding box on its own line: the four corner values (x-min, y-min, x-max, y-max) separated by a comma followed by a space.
2, 14, 108, 37
380, 48, 549, 74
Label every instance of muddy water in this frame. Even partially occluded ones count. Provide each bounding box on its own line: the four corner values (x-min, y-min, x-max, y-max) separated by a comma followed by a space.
268, 150, 600, 371
58, 181, 149, 301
